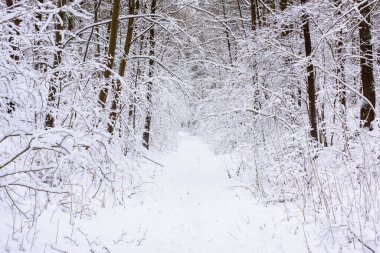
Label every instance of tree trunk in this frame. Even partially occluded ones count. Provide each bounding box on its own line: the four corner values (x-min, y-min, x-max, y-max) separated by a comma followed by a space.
358, 0, 375, 128
236, 0, 246, 36
300, 0, 318, 141
280, 0, 291, 37
142, 0, 157, 149
221, 0, 233, 64
264, 0, 275, 26
83, 0, 102, 62
108, 0, 136, 134
250, 0, 257, 31
45, 0, 66, 128
98, 0, 121, 108
129, 0, 144, 133
67, 0, 75, 31
333, 0, 346, 109
34, 0, 48, 72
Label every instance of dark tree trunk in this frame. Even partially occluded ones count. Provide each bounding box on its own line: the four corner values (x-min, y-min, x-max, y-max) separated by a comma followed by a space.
34, 0, 47, 71
108, 0, 136, 134
236, 0, 246, 36
129, 0, 144, 133
83, 0, 102, 62
358, 0, 375, 128
94, 0, 101, 60
67, 0, 75, 31
142, 0, 157, 149
250, 0, 257, 30
34, 0, 43, 32
263, 0, 275, 26
301, 0, 318, 141
333, 0, 346, 109
98, 0, 121, 108
45, 0, 65, 128
221, 0, 233, 64
280, 0, 291, 37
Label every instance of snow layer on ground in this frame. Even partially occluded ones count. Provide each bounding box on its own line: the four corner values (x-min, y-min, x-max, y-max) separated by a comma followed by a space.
2, 132, 357, 253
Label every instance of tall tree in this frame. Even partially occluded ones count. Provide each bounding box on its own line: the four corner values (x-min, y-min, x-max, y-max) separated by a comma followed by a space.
34, 0, 48, 72
142, 0, 157, 149
221, 0, 233, 64
250, 0, 257, 30
236, 0, 246, 35
98, 0, 121, 109
300, 0, 318, 141
108, 0, 137, 134
358, 0, 375, 128
129, 0, 145, 134
45, 0, 66, 128
333, 0, 346, 109
280, 0, 290, 37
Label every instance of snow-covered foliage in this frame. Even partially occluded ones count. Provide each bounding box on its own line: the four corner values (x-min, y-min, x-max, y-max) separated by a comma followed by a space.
1, 0, 380, 252
192, 0, 380, 251
1, 0, 190, 250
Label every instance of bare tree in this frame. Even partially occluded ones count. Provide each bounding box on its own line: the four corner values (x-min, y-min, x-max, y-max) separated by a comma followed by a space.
98, 0, 121, 109
142, 0, 157, 149
45, 0, 66, 128
250, 0, 257, 30
300, 0, 318, 141
108, 0, 137, 134
358, 0, 375, 128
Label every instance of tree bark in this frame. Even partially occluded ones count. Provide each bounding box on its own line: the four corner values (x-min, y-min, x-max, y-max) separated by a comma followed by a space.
34, 0, 48, 71
280, 0, 291, 37
221, 0, 233, 64
83, 0, 102, 62
98, 0, 121, 108
108, 0, 136, 134
129, 0, 143, 132
142, 0, 157, 149
236, 0, 246, 36
259, 0, 273, 27
45, 0, 66, 128
358, 0, 375, 128
300, 0, 318, 141
250, 0, 257, 31
332, 0, 346, 109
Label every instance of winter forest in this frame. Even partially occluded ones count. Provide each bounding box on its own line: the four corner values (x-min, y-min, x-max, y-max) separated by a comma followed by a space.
1, 0, 380, 252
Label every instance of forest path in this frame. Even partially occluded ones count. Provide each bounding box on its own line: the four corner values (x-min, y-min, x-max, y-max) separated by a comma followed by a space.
69, 132, 309, 252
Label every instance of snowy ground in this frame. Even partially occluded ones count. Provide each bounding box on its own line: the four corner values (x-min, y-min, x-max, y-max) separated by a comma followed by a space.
2, 132, 321, 253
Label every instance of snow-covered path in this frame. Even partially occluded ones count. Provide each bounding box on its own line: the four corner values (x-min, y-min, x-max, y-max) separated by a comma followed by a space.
2, 133, 313, 252
76, 133, 309, 253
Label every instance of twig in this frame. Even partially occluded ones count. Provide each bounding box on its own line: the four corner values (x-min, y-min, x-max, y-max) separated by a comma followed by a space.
349, 230, 375, 253
113, 230, 128, 244
138, 153, 164, 167
50, 244, 67, 253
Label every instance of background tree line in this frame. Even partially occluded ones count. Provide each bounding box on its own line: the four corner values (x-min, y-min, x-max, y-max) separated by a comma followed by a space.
1, 0, 380, 251
191, 0, 380, 251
